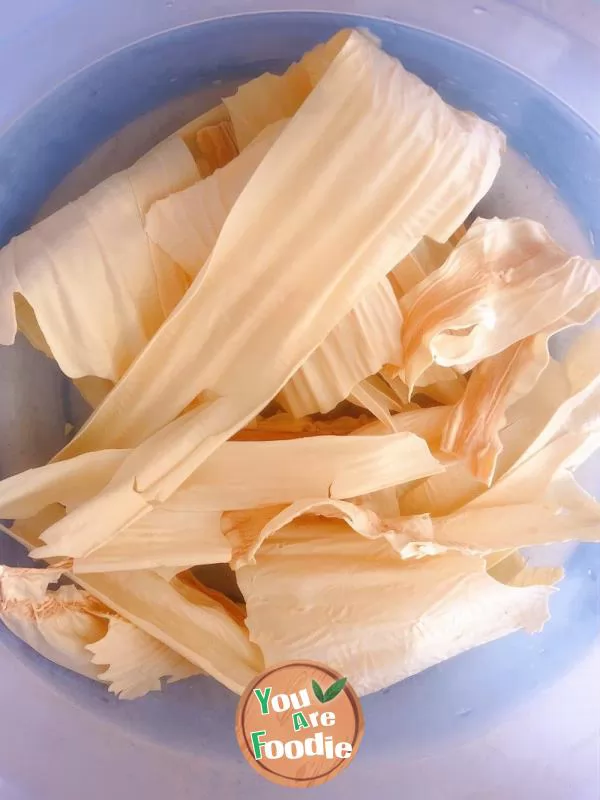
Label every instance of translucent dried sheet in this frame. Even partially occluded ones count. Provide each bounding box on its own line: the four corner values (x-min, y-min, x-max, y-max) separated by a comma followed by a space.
146, 122, 286, 278
223, 29, 350, 149
442, 335, 550, 484
178, 432, 443, 510
73, 376, 113, 409
390, 235, 457, 298
443, 281, 600, 483
352, 487, 402, 518
41, 30, 503, 560
399, 461, 482, 517
355, 405, 452, 453
0, 137, 200, 381
0, 449, 127, 518
237, 521, 552, 695
498, 328, 600, 475
409, 336, 600, 517
8, 505, 67, 551
5, 519, 256, 694
79, 570, 263, 694
0, 565, 202, 697
431, 501, 600, 554
400, 345, 600, 517
417, 373, 467, 405
27, 433, 443, 573
243, 433, 600, 561
88, 615, 201, 699
400, 217, 600, 389
7, 434, 429, 533
349, 380, 398, 428
71, 508, 229, 574
0, 566, 108, 679
232, 414, 371, 441
379, 373, 411, 406
195, 119, 239, 177
487, 550, 563, 587
421, 432, 600, 553
224, 497, 444, 569
279, 279, 403, 417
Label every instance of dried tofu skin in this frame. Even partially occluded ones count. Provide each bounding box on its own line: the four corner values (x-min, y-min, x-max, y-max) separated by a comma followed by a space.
232, 413, 371, 441
37, 30, 504, 563
0, 565, 108, 679
0, 449, 127, 518
226, 40, 464, 421
389, 230, 464, 298
223, 29, 349, 148
77, 570, 263, 694
498, 328, 600, 474
180, 433, 443, 510
400, 216, 600, 390
0, 137, 201, 382
73, 376, 114, 409
4, 509, 253, 694
485, 550, 563, 588
230, 428, 600, 572
195, 119, 239, 177
279, 279, 403, 417
349, 378, 400, 428
225, 496, 444, 570
87, 615, 201, 699
404, 431, 600, 554
146, 121, 286, 278
7, 28, 600, 703
399, 330, 600, 518
237, 520, 552, 695
0, 565, 203, 697
20, 432, 441, 566
70, 506, 229, 574
442, 334, 551, 483
442, 261, 600, 484
399, 460, 482, 517
355, 405, 453, 453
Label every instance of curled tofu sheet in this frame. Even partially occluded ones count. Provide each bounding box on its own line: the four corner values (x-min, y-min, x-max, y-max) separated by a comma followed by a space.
228, 430, 600, 575
146, 120, 287, 278
0, 565, 203, 698
3, 28, 600, 702
355, 405, 453, 453
399, 331, 600, 518
0, 100, 241, 395
224, 497, 445, 570
279, 279, 403, 417
236, 519, 553, 696
3, 519, 260, 694
389, 226, 467, 298
86, 614, 202, 700
0, 137, 201, 383
499, 328, 600, 473
441, 334, 552, 484
0, 565, 107, 679
348, 375, 407, 429
30, 30, 503, 562
0, 433, 443, 569
428, 431, 600, 554
400, 217, 600, 391
231, 413, 372, 441
441, 285, 600, 485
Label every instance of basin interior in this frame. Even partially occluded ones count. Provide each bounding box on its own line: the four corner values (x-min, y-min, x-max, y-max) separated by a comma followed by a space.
0, 11, 599, 758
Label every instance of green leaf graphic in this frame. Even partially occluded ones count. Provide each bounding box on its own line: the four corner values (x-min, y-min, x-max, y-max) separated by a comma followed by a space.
323, 677, 348, 703
312, 679, 325, 703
